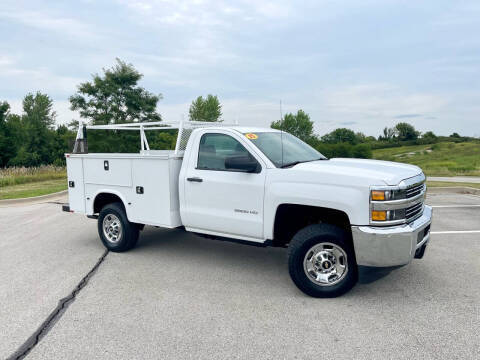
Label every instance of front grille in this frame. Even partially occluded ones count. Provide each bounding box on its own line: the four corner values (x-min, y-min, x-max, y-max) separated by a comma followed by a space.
406, 201, 423, 221
406, 182, 424, 198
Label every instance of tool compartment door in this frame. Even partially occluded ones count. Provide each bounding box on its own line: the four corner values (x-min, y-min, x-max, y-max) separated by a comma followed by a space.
66, 156, 85, 213
130, 158, 174, 227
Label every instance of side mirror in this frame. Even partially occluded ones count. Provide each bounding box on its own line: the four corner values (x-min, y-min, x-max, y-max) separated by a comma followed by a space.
225, 155, 259, 173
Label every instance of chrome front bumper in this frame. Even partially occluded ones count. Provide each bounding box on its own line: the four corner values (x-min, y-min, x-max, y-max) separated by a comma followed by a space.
351, 205, 432, 267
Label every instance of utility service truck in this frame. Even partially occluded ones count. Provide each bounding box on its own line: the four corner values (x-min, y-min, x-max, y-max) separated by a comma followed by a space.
64, 121, 432, 297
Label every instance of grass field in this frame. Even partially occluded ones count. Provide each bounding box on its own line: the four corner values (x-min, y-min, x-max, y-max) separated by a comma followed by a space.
0, 166, 67, 200
373, 141, 480, 176
0, 166, 66, 187
0, 179, 67, 200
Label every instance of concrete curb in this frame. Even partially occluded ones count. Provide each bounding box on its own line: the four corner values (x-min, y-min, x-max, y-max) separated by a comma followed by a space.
428, 187, 480, 196
0, 190, 68, 206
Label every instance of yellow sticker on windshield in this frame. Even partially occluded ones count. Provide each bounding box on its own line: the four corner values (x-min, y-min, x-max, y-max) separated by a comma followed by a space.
245, 133, 258, 140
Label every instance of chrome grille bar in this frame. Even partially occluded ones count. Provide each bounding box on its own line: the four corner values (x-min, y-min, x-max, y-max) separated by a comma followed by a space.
406, 183, 425, 198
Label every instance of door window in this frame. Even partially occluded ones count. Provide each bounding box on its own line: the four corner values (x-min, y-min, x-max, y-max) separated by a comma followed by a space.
197, 133, 255, 171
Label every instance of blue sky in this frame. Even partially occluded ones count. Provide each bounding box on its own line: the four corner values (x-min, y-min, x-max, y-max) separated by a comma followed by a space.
1, 0, 479, 137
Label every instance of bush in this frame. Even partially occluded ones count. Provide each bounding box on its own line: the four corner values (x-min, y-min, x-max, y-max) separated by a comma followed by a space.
352, 144, 372, 158
315, 142, 372, 159
52, 158, 66, 167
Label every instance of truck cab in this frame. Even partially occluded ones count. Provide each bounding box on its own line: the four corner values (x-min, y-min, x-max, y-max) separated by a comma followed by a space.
65, 121, 432, 297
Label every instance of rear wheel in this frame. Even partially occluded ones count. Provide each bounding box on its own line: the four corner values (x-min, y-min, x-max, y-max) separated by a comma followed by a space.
288, 224, 357, 297
98, 202, 139, 252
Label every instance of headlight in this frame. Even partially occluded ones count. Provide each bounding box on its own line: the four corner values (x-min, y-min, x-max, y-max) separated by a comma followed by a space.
370, 189, 406, 201
371, 190, 388, 201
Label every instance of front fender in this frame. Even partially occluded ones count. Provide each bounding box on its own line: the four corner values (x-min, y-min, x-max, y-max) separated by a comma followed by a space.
263, 181, 369, 239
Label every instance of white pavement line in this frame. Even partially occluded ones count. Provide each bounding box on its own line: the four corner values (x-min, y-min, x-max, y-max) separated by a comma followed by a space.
431, 205, 480, 208
431, 230, 480, 234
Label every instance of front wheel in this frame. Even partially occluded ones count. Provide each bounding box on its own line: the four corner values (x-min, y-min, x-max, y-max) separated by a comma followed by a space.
98, 202, 139, 252
288, 224, 358, 297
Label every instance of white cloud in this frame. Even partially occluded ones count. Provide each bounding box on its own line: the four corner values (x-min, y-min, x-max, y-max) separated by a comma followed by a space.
250, 1, 291, 18
0, 58, 84, 97
0, 56, 15, 67
0, 9, 101, 41
116, 0, 293, 26
322, 84, 447, 119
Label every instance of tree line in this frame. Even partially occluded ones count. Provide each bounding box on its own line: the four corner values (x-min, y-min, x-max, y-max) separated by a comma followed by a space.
0, 59, 474, 168
270, 110, 474, 159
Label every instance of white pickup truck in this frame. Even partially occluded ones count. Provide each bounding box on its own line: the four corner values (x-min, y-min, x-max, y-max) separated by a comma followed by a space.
64, 121, 432, 297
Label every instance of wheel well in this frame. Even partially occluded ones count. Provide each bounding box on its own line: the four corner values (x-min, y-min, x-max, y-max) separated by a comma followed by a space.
93, 193, 124, 214
273, 204, 352, 247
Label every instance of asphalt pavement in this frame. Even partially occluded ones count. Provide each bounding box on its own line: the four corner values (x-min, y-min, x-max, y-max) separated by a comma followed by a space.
1, 193, 479, 359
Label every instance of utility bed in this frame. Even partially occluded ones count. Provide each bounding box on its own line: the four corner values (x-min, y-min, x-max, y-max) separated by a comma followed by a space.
66, 151, 184, 228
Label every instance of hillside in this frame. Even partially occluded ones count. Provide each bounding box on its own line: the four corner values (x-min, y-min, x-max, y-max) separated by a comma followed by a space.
372, 141, 480, 176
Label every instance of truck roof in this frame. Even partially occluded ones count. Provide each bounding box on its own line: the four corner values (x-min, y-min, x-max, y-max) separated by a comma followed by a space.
200, 126, 281, 134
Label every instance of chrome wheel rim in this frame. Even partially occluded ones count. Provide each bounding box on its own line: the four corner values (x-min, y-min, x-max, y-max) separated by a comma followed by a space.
102, 214, 122, 244
303, 242, 348, 286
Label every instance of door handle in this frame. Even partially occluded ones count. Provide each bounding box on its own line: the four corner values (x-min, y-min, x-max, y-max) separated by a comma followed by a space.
187, 177, 203, 182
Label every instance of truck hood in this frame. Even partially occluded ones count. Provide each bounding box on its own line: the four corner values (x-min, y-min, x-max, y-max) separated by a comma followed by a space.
293, 158, 423, 186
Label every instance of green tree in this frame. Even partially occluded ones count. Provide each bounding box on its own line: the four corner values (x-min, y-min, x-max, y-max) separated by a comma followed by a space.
422, 131, 437, 144
70, 59, 163, 153
355, 132, 367, 143
0, 101, 10, 122
271, 109, 314, 142
23, 92, 56, 129
70, 59, 162, 125
51, 125, 76, 165
395, 122, 419, 141
321, 128, 358, 144
188, 94, 222, 122
5, 114, 25, 157
379, 126, 395, 141
9, 92, 57, 166
0, 101, 15, 167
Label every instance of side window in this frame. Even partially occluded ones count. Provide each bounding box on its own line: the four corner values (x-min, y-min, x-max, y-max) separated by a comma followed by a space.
197, 133, 255, 171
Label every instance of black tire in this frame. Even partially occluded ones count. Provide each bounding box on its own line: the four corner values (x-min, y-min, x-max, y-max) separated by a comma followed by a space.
288, 224, 358, 298
98, 202, 139, 252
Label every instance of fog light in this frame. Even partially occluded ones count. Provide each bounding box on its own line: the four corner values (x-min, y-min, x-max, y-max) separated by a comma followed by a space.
372, 210, 387, 221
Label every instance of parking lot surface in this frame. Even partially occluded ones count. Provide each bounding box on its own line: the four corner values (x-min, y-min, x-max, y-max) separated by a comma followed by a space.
1, 193, 479, 359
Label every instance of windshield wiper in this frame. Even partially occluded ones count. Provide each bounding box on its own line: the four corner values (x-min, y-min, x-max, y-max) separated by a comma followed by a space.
280, 158, 326, 168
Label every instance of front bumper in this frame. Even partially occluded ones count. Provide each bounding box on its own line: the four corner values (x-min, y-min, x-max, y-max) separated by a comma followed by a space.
351, 205, 432, 267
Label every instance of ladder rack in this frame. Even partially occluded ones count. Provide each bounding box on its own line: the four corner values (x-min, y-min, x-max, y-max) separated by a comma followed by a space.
74, 120, 237, 154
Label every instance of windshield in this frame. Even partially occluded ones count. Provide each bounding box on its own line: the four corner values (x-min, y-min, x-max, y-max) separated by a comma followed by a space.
244, 132, 326, 168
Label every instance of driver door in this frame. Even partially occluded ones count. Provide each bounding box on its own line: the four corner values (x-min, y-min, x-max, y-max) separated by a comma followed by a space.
183, 132, 266, 240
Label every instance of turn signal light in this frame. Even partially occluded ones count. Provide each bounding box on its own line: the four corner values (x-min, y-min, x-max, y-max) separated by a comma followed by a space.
371, 210, 387, 221
371, 190, 386, 201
